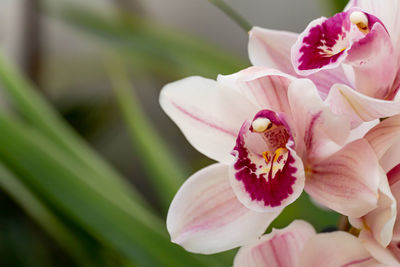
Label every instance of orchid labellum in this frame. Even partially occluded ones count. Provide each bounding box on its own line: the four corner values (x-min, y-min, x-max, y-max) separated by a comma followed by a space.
161, 67, 381, 254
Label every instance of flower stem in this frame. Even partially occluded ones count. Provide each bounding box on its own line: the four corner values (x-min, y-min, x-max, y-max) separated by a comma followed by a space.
208, 0, 252, 32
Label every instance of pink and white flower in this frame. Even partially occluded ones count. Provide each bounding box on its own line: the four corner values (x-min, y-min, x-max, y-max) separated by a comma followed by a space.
234, 220, 385, 267
249, 0, 400, 126
161, 67, 381, 253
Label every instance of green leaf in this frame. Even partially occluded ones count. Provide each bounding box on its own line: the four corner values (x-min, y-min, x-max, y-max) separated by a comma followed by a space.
0, 113, 215, 267
53, 6, 248, 79
268, 193, 340, 232
108, 60, 185, 211
0, 53, 153, 219
330, 0, 348, 13
208, 0, 252, 32
0, 162, 93, 266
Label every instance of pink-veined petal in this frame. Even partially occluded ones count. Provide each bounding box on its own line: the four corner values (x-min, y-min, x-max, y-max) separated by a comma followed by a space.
234, 220, 316, 267
346, 119, 379, 144
358, 230, 399, 266
380, 139, 400, 173
160, 76, 258, 164
388, 164, 400, 242
288, 79, 350, 160
229, 114, 305, 212
364, 114, 400, 160
305, 139, 380, 217
248, 27, 299, 75
299, 231, 383, 267
217, 67, 294, 116
167, 163, 280, 254
350, 166, 396, 247
326, 84, 400, 125
388, 241, 400, 264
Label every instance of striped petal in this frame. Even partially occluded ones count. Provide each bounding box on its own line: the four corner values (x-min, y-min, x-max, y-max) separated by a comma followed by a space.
299, 232, 383, 267
248, 27, 299, 75
160, 76, 257, 163
358, 230, 399, 266
234, 220, 316, 267
326, 84, 400, 125
167, 163, 279, 254
217, 67, 294, 116
388, 164, 400, 242
364, 114, 400, 160
305, 139, 380, 217
287, 79, 350, 160
350, 165, 397, 247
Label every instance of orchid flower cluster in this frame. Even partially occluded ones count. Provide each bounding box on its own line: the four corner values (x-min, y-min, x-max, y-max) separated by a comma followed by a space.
160, 1, 400, 266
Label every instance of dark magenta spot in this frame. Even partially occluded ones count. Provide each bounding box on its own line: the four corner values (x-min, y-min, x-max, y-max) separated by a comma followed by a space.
298, 11, 349, 70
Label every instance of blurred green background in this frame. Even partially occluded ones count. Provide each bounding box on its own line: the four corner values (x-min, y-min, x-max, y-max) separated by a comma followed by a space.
0, 0, 347, 266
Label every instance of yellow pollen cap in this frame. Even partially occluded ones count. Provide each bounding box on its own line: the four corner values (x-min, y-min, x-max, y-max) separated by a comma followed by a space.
252, 118, 272, 132
350, 11, 369, 33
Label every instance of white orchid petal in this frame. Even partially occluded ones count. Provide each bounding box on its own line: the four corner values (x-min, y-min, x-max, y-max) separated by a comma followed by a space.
364, 114, 400, 160
305, 139, 380, 217
234, 220, 316, 267
248, 27, 298, 74
358, 230, 399, 266
160, 76, 257, 164
347, 120, 379, 144
388, 164, 400, 242
288, 79, 350, 160
217, 67, 294, 116
299, 232, 383, 267
327, 84, 400, 125
380, 139, 400, 173
167, 163, 279, 254
361, 166, 397, 246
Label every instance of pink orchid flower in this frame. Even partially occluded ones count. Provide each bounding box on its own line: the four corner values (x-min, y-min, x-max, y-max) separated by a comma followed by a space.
346, 115, 400, 265
249, 0, 400, 126
234, 220, 385, 267
161, 66, 381, 254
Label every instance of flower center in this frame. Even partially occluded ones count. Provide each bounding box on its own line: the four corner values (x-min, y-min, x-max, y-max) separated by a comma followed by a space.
262, 147, 289, 181
231, 110, 298, 208
252, 117, 290, 181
